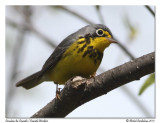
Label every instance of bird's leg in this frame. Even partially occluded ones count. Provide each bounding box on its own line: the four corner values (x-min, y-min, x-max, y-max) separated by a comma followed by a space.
90, 72, 96, 78
89, 72, 96, 81
56, 84, 61, 100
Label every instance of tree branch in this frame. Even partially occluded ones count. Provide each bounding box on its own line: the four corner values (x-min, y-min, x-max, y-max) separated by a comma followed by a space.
32, 52, 155, 118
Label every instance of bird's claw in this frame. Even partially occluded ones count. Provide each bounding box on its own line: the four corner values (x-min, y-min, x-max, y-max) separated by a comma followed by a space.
56, 88, 62, 101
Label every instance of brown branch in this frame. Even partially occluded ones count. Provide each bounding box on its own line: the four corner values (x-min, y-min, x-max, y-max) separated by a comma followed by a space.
32, 52, 155, 118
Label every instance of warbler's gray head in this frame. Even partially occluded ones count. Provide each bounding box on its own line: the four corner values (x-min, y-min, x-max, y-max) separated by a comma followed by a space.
77, 24, 113, 39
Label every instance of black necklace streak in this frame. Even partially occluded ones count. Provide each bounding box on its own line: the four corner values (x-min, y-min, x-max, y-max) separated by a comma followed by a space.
76, 34, 103, 64
77, 34, 91, 53
83, 46, 103, 64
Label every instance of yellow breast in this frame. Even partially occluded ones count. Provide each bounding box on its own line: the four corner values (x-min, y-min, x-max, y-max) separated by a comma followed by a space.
48, 37, 110, 84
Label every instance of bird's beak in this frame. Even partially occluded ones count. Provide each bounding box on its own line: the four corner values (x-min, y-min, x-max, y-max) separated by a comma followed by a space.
106, 37, 118, 43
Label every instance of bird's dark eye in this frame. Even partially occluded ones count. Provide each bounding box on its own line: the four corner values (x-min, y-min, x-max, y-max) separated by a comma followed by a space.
96, 29, 104, 36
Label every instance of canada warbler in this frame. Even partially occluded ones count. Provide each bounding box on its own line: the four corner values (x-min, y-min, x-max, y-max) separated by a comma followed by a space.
16, 24, 117, 92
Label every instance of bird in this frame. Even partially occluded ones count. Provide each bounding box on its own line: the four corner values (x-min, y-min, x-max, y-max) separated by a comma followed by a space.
16, 24, 117, 98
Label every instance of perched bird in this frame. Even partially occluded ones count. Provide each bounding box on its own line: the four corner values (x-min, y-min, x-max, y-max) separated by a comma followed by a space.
16, 24, 117, 98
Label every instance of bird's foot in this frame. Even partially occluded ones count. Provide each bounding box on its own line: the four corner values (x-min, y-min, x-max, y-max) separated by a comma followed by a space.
56, 85, 62, 101
90, 72, 96, 78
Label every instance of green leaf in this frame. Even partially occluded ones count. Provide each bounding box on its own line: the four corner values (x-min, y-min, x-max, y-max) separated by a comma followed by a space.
123, 14, 138, 41
139, 73, 155, 95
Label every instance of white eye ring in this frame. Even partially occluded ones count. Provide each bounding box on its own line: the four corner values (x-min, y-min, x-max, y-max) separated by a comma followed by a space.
96, 29, 104, 36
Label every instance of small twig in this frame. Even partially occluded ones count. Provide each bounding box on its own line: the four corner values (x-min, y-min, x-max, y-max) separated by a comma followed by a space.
7, 6, 57, 49
116, 39, 135, 60
53, 6, 94, 25
6, 17, 57, 49
95, 5, 105, 24
145, 5, 155, 17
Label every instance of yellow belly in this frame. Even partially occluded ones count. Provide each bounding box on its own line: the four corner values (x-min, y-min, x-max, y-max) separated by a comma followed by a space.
48, 51, 101, 84
47, 37, 108, 84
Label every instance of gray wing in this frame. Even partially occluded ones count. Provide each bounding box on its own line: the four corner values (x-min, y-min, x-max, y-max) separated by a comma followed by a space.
39, 32, 77, 76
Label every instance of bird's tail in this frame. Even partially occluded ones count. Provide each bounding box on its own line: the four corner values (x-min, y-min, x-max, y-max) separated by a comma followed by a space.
16, 71, 43, 89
